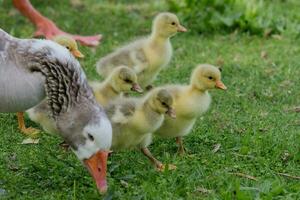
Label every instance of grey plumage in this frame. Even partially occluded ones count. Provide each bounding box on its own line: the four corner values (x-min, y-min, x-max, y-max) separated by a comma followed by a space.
0, 29, 111, 152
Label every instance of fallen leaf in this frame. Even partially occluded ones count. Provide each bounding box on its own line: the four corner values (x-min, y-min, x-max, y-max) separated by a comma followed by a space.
90, 47, 97, 54
230, 29, 239, 39
8, 9, 18, 17
272, 34, 283, 40
264, 28, 273, 37
279, 80, 292, 88
70, 0, 84, 8
167, 164, 177, 170
258, 128, 268, 132
259, 111, 269, 117
260, 51, 268, 59
281, 151, 290, 162
8, 164, 18, 171
285, 107, 300, 113
230, 172, 258, 181
186, 154, 197, 158
232, 152, 255, 159
9, 153, 17, 161
277, 172, 300, 180
119, 174, 136, 181
212, 143, 221, 153
264, 68, 276, 75
216, 56, 224, 67
120, 180, 129, 188
59, 141, 70, 150
21, 138, 39, 144
236, 128, 246, 134
233, 54, 241, 62
195, 187, 212, 194
262, 88, 274, 98
292, 120, 300, 126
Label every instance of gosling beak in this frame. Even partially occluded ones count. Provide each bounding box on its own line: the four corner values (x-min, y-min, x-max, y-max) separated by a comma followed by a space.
84, 151, 109, 194
177, 24, 187, 32
131, 83, 143, 93
166, 107, 176, 118
215, 80, 227, 90
72, 49, 84, 58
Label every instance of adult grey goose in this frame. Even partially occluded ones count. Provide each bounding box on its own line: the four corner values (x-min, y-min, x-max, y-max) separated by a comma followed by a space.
0, 29, 112, 193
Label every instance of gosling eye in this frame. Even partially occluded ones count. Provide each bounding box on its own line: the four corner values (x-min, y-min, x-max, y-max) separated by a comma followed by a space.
171, 22, 176, 25
66, 46, 70, 50
87, 133, 94, 141
124, 79, 132, 83
208, 76, 214, 80
161, 102, 168, 107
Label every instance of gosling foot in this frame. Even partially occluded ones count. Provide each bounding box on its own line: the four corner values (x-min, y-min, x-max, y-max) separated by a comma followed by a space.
156, 163, 177, 172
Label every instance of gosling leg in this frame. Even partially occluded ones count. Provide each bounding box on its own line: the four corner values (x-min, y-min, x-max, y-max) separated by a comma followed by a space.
176, 137, 185, 155
17, 112, 39, 137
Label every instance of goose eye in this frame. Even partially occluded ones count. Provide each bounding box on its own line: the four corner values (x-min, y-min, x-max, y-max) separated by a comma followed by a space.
208, 76, 213, 80
171, 22, 176, 25
87, 133, 94, 141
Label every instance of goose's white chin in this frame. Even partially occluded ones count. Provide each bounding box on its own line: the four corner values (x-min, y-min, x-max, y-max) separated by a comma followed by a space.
74, 117, 112, 160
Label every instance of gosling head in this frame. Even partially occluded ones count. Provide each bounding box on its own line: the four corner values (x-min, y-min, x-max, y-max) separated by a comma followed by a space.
152, 12, 187, 38
191, 64, 227, 91
53, 35, 84, 58
57, 109, 112, 194
110, 66, 143, 93
148, 89, 176, 118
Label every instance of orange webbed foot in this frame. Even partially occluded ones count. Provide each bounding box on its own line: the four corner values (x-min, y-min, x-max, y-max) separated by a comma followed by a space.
34, 17, 102, 46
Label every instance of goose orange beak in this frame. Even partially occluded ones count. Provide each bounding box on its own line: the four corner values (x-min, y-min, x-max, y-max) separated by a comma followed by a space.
215, 80, 227, 90
131, 83, 143, 93
84, 151, 108, 194
72, 49, 84, 58
177, 24, 187, 32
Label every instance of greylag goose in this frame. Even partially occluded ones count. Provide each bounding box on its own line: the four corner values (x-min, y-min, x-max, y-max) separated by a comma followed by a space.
17, 35, 84, 136
0, 29, 112, 193
96, 12, 187, 89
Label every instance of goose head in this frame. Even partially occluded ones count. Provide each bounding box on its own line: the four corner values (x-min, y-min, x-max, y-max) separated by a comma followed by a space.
53, 35, 84, 58
147, 88, 176, 118
191, 64, 227, 91
57, 107, 112, 194
152, 12, 187, 38
110, 66, 143, 93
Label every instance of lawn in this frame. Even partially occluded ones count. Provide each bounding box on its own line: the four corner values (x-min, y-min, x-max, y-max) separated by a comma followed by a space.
0, 0, 299, 199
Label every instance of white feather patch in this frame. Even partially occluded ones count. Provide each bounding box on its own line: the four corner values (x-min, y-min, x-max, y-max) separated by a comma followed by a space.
74, 117, 112, 160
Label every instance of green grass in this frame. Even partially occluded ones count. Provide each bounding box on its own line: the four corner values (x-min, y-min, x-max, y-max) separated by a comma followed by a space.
0, 0, 299, 199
